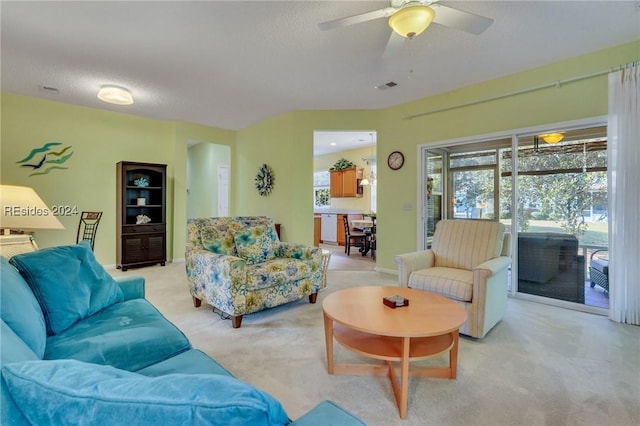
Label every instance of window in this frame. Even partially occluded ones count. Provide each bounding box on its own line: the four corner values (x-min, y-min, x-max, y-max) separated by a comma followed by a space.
313, 170, 330, 208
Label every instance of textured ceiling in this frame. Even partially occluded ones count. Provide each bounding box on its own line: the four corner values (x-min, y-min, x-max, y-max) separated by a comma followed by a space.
2, 1, 639, 150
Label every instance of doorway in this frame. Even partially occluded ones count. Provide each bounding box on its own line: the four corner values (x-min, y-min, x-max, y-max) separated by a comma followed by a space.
186, 141, 231, 219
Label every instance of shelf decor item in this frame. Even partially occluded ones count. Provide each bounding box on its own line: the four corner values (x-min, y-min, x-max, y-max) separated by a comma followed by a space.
330, 158, 356, 171
136, 214, 151, 224
134, 176, 149, 187
255, 164, 274, 196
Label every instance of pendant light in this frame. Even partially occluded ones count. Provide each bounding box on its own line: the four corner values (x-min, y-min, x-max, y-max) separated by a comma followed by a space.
541, 133, 564, 144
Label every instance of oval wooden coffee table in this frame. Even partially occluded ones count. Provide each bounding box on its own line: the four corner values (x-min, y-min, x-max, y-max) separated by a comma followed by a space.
322, 286, 466, 419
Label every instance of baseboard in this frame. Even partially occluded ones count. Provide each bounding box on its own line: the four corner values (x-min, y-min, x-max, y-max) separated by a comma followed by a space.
375, 266, 397, 276
104, 258, 183, 271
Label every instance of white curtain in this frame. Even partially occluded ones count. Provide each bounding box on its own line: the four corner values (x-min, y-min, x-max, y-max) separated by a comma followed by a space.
607, 63, 640, 325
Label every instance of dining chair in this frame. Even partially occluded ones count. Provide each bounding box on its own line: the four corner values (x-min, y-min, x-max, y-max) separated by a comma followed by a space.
76, 211, 102, 251
342, 215, 366, 256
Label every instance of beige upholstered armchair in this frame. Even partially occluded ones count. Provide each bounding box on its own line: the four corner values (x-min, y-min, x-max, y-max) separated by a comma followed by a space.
394, 220, 511, 339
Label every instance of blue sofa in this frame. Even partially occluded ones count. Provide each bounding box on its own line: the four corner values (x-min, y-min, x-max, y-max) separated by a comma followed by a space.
1, 242, 365, 425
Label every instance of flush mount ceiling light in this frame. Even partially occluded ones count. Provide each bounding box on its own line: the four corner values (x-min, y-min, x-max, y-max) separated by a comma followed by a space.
541, 133, 564, 144
97, 85, 134, 105
388, 3, 435, 38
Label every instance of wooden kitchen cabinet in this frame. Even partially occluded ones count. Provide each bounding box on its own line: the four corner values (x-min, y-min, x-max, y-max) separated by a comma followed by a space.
330, 167, 363, 198
337, 214, 346, 246
313, 216, 321, 247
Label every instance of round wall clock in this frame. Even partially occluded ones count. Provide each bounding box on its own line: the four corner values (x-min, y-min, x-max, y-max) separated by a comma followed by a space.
387, 151, 405, 170
255, 164, 274, 196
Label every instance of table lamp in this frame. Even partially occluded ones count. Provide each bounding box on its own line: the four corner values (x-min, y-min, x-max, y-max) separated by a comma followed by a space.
0, 185, 64, 258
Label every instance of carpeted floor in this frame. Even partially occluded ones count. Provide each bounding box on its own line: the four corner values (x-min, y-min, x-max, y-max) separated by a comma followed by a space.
110, 262, 640, 426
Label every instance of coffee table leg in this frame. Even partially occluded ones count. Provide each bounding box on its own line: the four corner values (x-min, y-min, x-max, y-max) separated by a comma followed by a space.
450, 330, 459, 379
399, 336, 410, 419
323, 312, 334, 374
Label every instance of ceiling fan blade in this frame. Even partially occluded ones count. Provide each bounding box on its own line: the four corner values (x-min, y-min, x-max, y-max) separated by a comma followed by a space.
317, 7, 396, 31
431, 3, 494, 35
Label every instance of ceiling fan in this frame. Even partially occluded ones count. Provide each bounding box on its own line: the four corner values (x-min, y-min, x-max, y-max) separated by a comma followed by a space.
318, 0, 493, 55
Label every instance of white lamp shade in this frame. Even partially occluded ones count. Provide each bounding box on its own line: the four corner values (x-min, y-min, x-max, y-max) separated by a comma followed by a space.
0, 185, 64, 230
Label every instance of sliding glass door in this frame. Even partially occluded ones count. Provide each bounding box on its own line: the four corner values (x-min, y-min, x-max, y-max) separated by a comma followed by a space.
419, 123, 609, 311
513, 126, 608, 308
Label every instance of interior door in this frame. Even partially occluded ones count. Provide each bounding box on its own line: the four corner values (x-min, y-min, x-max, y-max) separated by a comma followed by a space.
217, 165, 229, 216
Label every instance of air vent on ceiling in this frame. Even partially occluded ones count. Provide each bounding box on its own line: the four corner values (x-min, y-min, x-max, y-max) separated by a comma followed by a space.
38, 85, 59, 94
375, 81, 398, 91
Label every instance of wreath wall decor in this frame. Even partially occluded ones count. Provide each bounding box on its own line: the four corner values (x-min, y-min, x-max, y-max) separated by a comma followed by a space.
255, 163, 274, 196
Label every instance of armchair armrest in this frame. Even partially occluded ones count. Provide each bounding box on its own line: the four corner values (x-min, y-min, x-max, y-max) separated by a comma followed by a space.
473, 256, 511, 277
394, 250, 435, 287
275, 242, 321, 261
114, 275, 145, 300
275, 242, 323, 290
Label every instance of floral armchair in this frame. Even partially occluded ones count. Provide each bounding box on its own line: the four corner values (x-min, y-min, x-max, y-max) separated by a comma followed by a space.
186, 217, 322, 328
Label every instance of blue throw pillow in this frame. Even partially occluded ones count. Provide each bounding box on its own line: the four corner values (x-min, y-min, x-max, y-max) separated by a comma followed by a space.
10, 241, 124, 335
2, 359, 290, 426
234, 225, 277, 264
0, 257, 47, 357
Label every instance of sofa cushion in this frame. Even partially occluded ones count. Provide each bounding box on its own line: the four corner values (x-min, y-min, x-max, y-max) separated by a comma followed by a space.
200, 226, 237, 256
1, 320, 39, 364
2, 359, 290, 426
234, 225, 277, 265
0, 257, 47, 358
1, 320, 38, 426
44, 298, 191, 372
136, 349, 234, 378
10, 241, 124, 335
408, 267, 473, 302
246, 258, 312, 290
432, 220, 504, 271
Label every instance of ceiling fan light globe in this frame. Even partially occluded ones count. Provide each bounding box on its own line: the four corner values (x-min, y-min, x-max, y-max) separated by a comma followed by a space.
388, 5, 435, 38
541, 133, 564, 144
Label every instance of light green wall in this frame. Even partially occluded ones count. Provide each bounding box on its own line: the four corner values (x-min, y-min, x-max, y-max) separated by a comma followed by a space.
2, 41, 637, 271
234, 110, 382, 243
0, 94, 234, 265
373, 40, 639, 270
234, 41, 639, 270
314, 145, 375, 213
1, 94, 174, 265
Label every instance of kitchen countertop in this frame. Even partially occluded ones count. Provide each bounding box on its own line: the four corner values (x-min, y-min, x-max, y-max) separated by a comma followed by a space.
314, 209, 364, 214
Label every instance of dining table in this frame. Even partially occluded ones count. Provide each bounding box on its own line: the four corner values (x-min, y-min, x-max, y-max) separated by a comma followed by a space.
350, 219, 375, 257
